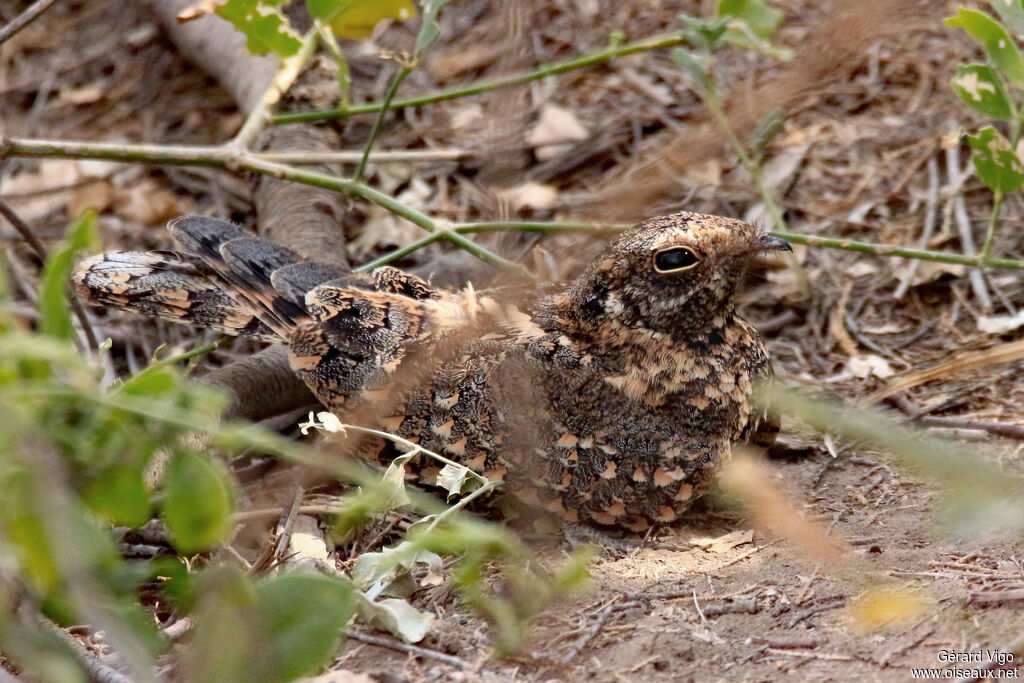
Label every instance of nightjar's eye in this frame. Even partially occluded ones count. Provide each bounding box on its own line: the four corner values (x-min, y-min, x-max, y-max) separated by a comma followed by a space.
654, 246, 699, 273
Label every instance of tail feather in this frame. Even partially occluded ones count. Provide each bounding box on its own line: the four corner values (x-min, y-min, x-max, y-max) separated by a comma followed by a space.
72, 251, 277, 340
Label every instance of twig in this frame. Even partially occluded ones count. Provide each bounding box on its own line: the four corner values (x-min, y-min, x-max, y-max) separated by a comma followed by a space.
230, 30, 317, 150
0, 0, 59, 46
356, 231, 445, 272
355, 65, 412, 182
343, 629, 477, 671
949, 143, 993, 309
456, 221, 1024, 270
0, 198, 100, 353
258, 148, 470, 164
121, 336, 230, 388
250, 485, 303, 575
274, 30, 690, 124
894, 156, 940, 299
232, 504, 348, 523
41, 618, 136, 683
915, 416, 1024, 440
559, 597, 641, 664
1, 136, 525, 274
785, 594, 846, 629
9, 136, 1024, 272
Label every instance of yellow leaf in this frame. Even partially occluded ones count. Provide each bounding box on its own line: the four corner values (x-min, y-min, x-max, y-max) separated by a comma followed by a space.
849, 588, 926, 630
330, 0, 416, 39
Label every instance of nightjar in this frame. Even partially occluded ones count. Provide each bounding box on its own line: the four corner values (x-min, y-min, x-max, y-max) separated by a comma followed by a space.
74, 212, 789, 531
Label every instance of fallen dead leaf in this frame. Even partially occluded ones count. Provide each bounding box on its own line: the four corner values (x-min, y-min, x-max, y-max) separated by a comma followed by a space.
527, 104, 588, 162
977, 310, 1024, 334
69, 180, 115, 215
114, 180, 190, 223
691, 529, 754, 553
1, 159, 81, 221
498, 181, 558, 211
848, 354, 895, 380
61, 83, 105, 105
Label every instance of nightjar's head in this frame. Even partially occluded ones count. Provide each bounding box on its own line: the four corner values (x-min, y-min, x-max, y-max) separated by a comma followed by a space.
567, 212, 790, 336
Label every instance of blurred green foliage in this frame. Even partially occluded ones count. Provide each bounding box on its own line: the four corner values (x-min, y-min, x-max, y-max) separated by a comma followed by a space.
0, 213, 591, 680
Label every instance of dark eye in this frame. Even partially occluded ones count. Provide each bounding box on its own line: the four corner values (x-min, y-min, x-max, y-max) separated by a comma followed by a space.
654, 247, 699, 272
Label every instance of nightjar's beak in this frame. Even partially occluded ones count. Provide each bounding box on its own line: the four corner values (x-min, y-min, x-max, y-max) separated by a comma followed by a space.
733, 233, 792, 259
752, 234, 792, 253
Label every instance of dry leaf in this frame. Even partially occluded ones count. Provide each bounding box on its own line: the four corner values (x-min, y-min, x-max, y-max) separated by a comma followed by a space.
845, 261, 879, 278
1, 159, 81, 222
114, 180, 190, 223
848, 588, 927, 630
904, 260, 964, 287
498, 181, 557, 211
848, 354, 895, 379
683, 159, 722, 187
977, 310, 1024, 334
450, 104, 483, 130
177, 1, 220, 22
61, 83, 105, 105
526, 104, 588, 161
284, 515, 331, 569
691, 529, 754, 553
68, 180, 115, 215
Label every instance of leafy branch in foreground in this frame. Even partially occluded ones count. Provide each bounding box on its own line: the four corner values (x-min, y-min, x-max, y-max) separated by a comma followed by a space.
0, 217, 589, 680
947, 2, 1024, 260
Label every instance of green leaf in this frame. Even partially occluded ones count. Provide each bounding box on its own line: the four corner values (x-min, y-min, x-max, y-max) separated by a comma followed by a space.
216, 0, 302, 57
952, 63, 1014, 120
256, 574, 355, 679
120, 366, 176, 396
162, 450, 234, 554
717, 0, 784, 39
82, 466, 150, 527
967, 125, 1024, 192
321, 0, 416, 40
39, 211, 97, 340
946, 7, 1024, 86
752, 107, 786, 159
989, 0, 1024, 34
672, 47, 712, 90
414, 0, 451, 55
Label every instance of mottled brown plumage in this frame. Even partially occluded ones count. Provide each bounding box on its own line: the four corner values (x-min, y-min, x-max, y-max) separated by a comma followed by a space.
73, 212, 788, 531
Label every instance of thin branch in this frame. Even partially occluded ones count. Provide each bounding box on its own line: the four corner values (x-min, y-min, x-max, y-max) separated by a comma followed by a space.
273, 30, 689, 124
0, 0, 59, 46
356, 231, 445, 272
1, 136, 526, 273
258, 148, 470, 164
230, 30, 317, 150
343, 630, 477, 671
355, 65, 412, 182
121, 335, 230, 388
9, 137, 1024, 271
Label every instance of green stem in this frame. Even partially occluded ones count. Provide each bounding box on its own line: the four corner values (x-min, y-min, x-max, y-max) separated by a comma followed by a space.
979, 190, 1003, 261
355, 67, 411, 182
9, 138, 1023, 271
1, 136, 526, 274
273, 30, 688, 124
702, 85, 807, 295
339, 423, 490, 487
981, 111, 1022, 260
120, 336, 230, 390
356, 231, 445, 272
